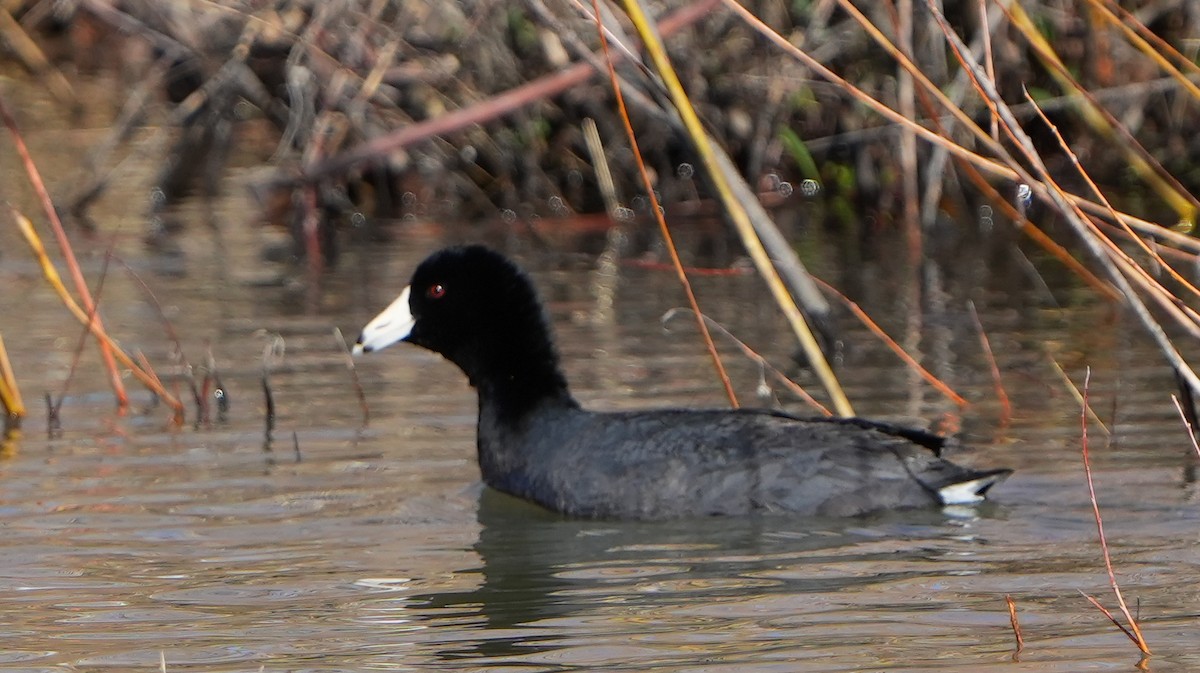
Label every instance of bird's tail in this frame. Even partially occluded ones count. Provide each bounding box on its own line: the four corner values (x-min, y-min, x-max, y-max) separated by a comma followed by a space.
934, 468, 1013, 505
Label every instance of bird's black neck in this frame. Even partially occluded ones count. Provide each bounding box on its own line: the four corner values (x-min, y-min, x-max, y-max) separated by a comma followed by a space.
453, 320, 579, 424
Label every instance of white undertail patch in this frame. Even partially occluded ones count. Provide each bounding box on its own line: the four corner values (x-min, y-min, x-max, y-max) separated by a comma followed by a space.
937, 476, 999, 505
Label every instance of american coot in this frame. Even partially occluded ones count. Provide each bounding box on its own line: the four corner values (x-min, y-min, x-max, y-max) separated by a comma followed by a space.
355, 245, 1011, 520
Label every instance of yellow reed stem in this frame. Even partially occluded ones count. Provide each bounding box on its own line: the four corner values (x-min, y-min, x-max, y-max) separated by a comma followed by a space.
0, 333, 25, 419
12, 208, 184, 419
619, 0, 854, 416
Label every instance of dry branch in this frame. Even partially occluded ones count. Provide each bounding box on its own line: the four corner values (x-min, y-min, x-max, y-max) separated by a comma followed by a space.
1080, 368, 1150, 655
11, 208, 184, 420
0, 334, 25, 426
0, 92, 128, 408
594, 0, 738, 408
621, 0, 851, 415
1005, 594, 1024, 655
919, 0, 1200, 400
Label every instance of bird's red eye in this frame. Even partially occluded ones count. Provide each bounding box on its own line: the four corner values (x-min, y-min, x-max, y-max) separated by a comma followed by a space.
427, 284, 446, 299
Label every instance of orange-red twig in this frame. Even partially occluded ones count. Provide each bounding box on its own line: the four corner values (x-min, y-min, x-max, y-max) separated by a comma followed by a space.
1005, 594, 1024, 654
53, 242, 116, 418
1080, 591, 1140, 645
1170, 395, 1200, 460
334, 327, 370, 427
112, 255, 202, 415
0, 91, 129, 409
294, 0, 719, 186
662, 308, 831, 415
12, 208, 184, 421
590, 0, 737, 407
1080, 368, 1151, 654
1023, 88, 1200, 305
815, 277, 967, 407
968, 300, 1011, 428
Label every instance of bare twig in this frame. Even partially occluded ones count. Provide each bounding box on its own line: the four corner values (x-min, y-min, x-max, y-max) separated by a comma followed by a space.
815, 278, 966, 407
1005, 594, 1024, 655
1080, 368, 1150, 654
260, 333, 285, 436
580, 117, 621, 218
624, 0, 854, 414
1001, 1, 1198, 222
1046, 356, 1109, 436
661, 308, 831, 415
116, 242, 202, 418
53, 244, 117, 420
592, 0, 738, 408
1023, 91, 1200, 305
333, 327, 369, 427
968, 300, 1011, 428
0, 93, 129, 408
0, 333, 24, 425
1079, 590, 1139, 643
43, 393, 60, 438
977, 0, 998, 140
737, 0, 1200, 259
921, 0, 1200, 400
0, 8, 77, 106
1171, 395, 1200, 461
890, 0, 921, 263
288, 0, 720, 186
11, 208, 185, 420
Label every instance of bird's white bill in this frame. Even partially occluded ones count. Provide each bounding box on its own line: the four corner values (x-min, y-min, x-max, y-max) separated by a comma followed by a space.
353, 286, 414, 355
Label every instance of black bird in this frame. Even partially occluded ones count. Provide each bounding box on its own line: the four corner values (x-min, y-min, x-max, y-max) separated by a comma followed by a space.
354, 245, 1010, 520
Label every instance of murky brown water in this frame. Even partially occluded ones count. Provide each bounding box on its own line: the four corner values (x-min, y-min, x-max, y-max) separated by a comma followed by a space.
2, 73, 1200, 672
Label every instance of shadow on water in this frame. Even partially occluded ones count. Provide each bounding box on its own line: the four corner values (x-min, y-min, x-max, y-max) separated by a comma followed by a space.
413, 487, 1001, 663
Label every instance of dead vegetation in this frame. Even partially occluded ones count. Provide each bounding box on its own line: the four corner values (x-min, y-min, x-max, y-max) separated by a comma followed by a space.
0, 0, 1191, 256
